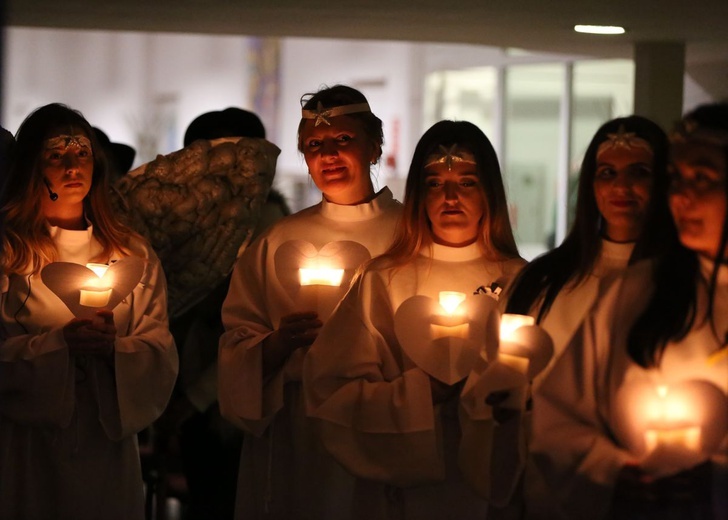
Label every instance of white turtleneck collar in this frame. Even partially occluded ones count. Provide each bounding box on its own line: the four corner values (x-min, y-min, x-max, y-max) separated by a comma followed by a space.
320, 187, 396, 222
600, 238, 635, 262
47, 221, 100, 264
424, 242, 483, 262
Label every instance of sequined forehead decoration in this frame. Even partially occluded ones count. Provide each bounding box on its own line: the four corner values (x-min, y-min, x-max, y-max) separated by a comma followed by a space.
670, 118, 728, 148
301, 101, 371, 127
44, 134, 92, 153
424, 144, 477, 171
596, 125, 653, 159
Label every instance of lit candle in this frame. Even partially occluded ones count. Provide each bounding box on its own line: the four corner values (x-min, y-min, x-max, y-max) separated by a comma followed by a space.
299, 268, 345, 287
499, 313, 535, 341
497, 313, 535, 374
430, 291, 469, 339
79, 263, 112, 307
644, 385, 702, 453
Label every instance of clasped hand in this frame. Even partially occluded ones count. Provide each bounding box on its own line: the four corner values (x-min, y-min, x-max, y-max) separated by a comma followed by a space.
63, 310, 117, 357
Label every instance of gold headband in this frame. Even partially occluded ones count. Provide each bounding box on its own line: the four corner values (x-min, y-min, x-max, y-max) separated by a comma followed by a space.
596, 125, 653, 159
44, 134, 92, 153
301, 101, 371, 127
424, 144, 477, 171
670, 118, 728, 147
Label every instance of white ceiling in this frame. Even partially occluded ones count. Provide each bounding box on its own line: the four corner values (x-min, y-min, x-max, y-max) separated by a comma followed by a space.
7, 0, 728, 98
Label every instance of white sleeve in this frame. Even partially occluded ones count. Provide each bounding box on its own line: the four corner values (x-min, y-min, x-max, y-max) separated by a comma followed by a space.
218, 237, 280, 436
95, 245, 179, 440
530, 283, 634, 520
304, 272, 443, 487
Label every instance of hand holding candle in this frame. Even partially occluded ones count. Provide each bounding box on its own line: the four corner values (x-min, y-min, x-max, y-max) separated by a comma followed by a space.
63, 310, 116, 357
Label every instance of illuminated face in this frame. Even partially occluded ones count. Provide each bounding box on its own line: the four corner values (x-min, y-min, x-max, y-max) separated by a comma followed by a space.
593, 145, 654, 242
669, 141, 727, 259
40, 131, 94, 209
424, 158, 485, 247
301, 116, 377, 205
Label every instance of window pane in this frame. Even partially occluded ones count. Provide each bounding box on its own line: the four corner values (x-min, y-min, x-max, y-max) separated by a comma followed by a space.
504, 63, 565, 259
424, 67, 496, 136
569, 60, 634, 227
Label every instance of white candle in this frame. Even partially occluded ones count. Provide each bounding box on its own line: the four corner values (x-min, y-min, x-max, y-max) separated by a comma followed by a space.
79, 263, 111, 307
497, 313, 535, 375
79, 287, 112, 307
499, 313, 535, 341
431, 291, 469, 339
86, 263, 109, 278
643, 385, 702, 453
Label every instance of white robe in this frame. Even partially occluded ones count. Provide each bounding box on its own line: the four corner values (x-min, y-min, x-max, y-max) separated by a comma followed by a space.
0, 225, 178, 520
535, 239, 634, 389
219, 187, 402, 519
304, 242, 525, 520
531, 258, 728, 520
519, 239, 634, 518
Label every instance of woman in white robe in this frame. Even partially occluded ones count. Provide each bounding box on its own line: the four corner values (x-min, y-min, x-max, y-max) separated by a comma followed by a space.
531, 102, 728, 519
0, 103, 178, 520
505, 115, 672, 387
218, 85, 402, 519
504, 116, 673, 517
305, 120, 526, 519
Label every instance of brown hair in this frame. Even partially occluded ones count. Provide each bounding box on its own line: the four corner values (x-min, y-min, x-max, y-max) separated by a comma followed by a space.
377, 120, 519, 268
1, 103, 140, 275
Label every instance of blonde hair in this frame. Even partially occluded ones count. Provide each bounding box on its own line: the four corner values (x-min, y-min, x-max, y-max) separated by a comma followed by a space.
373, 120, 519, 272
1, 103, 140, 275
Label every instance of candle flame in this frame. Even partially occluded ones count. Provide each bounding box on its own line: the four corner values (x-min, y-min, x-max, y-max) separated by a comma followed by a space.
299, 268, 344, 287
438, 291, 466, 315
86, 263, 109, 278
500, 313, 535, 340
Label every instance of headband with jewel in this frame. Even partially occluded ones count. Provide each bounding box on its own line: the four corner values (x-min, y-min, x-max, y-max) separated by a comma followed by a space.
595, 125, 653, 159
424, 144, 477, 171
44, 134, 93, 153
670, 118, 728, 148
301, 101, 371, 127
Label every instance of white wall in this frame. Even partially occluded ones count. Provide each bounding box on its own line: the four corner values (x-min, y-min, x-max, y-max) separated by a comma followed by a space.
4, 28, 251, 166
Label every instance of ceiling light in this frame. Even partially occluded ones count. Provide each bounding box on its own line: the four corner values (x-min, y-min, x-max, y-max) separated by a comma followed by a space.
574, 25, 626, 35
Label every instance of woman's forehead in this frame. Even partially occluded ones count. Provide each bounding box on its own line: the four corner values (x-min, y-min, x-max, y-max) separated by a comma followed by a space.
301, 115, 364, 137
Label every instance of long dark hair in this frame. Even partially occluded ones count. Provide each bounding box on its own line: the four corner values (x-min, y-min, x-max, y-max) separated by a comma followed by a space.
505, 115, 672, 322
628, 102, 728, 367
376, 120, 519, 268
1, 103, 139, 275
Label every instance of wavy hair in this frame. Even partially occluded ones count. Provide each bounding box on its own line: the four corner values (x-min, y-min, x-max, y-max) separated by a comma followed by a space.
1, 103, 139, 275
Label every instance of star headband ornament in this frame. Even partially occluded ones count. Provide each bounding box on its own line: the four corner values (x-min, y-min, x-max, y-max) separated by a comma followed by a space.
424, 144, 477, 171
301, 101, 371, 127
596, 125, 653, 159
44, 134, 92, 153
670, 118, 728, 148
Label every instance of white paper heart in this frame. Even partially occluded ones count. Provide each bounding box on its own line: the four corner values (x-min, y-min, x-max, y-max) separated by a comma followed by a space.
394, 293, 499, 385
274, 240, 370, 318
41, 257, 146, 320
612, 378, 728, 477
